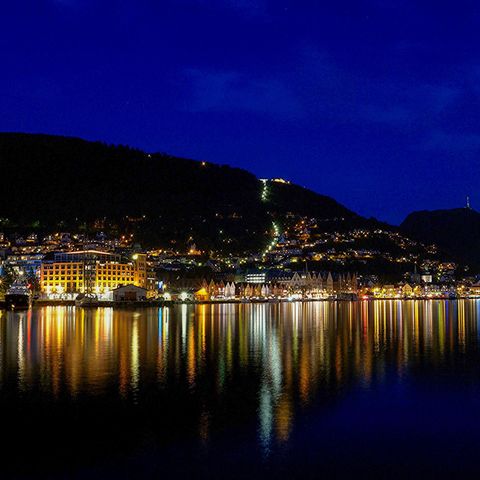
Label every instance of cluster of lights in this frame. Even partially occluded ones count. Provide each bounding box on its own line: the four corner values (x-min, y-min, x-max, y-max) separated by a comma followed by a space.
263, 222, 280, 256
260, 179, 269, 202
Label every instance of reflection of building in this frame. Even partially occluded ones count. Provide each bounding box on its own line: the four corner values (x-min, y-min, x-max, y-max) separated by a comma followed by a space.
3, 300, 475, 453
40, 250, 147, 294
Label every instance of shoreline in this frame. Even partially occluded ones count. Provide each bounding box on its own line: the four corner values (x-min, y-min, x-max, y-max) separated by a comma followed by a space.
1, 296, 479, 310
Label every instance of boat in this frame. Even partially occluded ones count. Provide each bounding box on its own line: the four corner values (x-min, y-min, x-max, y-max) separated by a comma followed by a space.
5, 280, 32, 309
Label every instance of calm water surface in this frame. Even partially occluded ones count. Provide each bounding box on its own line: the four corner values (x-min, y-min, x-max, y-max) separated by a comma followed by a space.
1, 301, 480, 478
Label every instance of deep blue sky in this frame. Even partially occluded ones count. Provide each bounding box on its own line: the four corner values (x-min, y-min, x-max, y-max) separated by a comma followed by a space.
1, 1, 479, 223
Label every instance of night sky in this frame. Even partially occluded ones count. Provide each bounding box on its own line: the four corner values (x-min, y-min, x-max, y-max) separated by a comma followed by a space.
2, 1, 479, 224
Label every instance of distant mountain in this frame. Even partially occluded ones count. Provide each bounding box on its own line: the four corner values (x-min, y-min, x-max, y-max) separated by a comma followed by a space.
0, 133, 364, 253
401, 208, 480, 267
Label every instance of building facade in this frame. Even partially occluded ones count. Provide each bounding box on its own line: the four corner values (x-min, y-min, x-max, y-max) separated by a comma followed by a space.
40, 250, 147, 295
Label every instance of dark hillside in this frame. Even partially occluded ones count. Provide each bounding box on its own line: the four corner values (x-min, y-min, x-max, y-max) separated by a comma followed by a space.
0, 133, 360, 252
401, 208, 480, 267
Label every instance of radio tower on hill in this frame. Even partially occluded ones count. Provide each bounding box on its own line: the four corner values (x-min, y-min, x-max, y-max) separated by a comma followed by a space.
466, 195, 471, 209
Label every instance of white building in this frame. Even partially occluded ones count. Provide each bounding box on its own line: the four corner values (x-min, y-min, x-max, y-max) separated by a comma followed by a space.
113, 285, 147, 302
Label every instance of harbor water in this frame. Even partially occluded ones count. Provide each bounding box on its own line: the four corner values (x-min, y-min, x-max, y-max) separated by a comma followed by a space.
1, 301, 480, 478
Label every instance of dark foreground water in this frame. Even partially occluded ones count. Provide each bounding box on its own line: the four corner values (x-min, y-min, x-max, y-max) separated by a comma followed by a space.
1, 301, 480, 478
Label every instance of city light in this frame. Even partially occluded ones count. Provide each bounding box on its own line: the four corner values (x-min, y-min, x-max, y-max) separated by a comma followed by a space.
260, 179, 269, 202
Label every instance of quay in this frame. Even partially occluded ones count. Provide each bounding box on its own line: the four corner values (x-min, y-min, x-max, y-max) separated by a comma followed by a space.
1, 296, 478, 310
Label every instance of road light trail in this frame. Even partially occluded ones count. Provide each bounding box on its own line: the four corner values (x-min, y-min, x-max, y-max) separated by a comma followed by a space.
260, 179, 269, 202
259, 179, 281, 257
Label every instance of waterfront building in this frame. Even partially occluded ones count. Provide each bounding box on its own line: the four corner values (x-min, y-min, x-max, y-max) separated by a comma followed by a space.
40, 250, 147, 295
112, 285, 147, 302
384, 285, 398, 297
326, 272, 334, 293
187, 270, 357, 301
469, 282, 480, 296
225, 282, 236, 298
195, 287, 209, 301
402, 283, 413, 297
208, 279, 217, 298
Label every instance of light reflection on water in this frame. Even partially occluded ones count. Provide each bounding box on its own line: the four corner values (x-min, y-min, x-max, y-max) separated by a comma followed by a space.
1, 300, 480, 476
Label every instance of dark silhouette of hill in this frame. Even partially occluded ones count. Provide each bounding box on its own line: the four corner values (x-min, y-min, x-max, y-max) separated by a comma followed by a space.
0, 133, 363, 252
401, 208, 480, 267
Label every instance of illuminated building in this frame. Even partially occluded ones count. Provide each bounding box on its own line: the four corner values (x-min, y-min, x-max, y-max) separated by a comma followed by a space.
40, 250, 147, 295
469, 282, 480, 297
195, 287, 209, 301
3, 253, 44, 278
402, 283, 413, 297
245, 272, 267, 284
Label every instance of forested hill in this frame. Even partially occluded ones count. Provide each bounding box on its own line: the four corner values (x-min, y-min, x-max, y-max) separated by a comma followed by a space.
0, 133, 366, 252
401, 208, 480, 268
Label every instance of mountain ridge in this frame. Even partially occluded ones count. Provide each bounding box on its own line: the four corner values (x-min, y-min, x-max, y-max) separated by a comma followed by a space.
0, 132, 368, 253
401, 207, 480, 267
